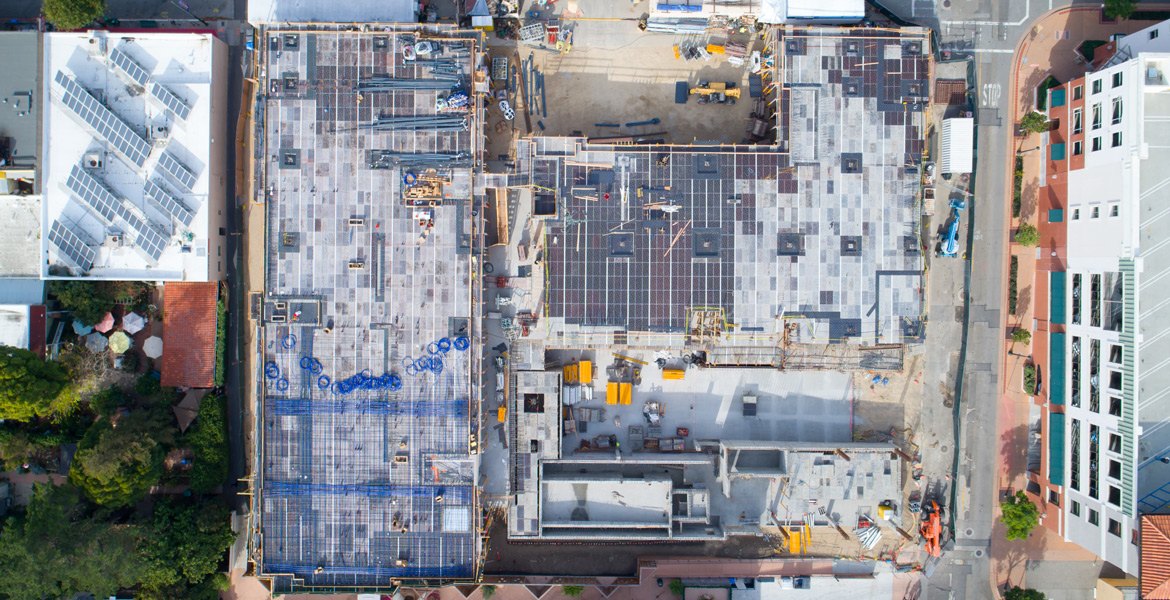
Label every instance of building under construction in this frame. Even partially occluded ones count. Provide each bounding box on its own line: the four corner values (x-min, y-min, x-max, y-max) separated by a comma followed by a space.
252, 26, 484, 590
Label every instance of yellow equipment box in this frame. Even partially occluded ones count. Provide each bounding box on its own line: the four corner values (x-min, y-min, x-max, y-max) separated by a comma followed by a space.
607, 381, 619, 405
662, 369, 685, 380
579, 360, 593, 383
619, 382, 632, 405
497, 406, 506, 422
563, 363, 579, 384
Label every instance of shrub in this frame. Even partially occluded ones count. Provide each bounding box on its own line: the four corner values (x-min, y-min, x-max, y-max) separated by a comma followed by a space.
91, 386, 125, 417
187, 394, 229, 494
214, 293, 226, 387
482, 585, 498, 600
1015, 222, 1040, 247
1035, 77, 1059, 111
669, 580, 685, 596
1013, 156, 1024, 218
1012, 328, 1032, 345
1024, 364, 1037, 395
42, 0, 105, 31
135, 374, 161, 397
1020, 111, 1050, 135
1001, 490, 1040, 540
1009, 256, 1019, 314
562, 586, 585, 598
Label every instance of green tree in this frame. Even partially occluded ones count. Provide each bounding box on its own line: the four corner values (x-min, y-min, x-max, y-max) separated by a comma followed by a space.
135, 373, 162, 397
1105, 0, 1136, 20
187, 394, 229, 494
1005, 587, 1046, 600
481, 584, 498, 600
41, 0, 106, 31
68, 408, 174, 507
1020, 111, 1050, 135
138, 499, 236, 598
0, 483, 145, 600
1012, 328, 1032, 345
0, 345, 71, 421
1000, 491, 1040, 541
669, 579, 685, 596
1015, 222, 1040, 246
91, 385, 126, 417
561, 585, 585, 597
48, 281, 149, 326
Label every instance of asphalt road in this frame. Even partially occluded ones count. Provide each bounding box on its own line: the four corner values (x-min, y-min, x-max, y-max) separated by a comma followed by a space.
0, 0, 234, 22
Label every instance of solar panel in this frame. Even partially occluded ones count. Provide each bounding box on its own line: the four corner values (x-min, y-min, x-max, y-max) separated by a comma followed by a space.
157, 151, 198, 190
54, 71, 152, 169
65, 165, 168, 263
149, 82, 191, 121
144, 179, 194, 227
110, 45, 149, 87
48, 220, 96, 271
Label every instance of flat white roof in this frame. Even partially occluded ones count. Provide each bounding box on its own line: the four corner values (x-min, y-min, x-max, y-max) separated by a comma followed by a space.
785, 0, 864, 19
248, 0, 416, 24
941, 117, 974, 174
0, 195, 41, 277
0, 304, 30, 349
42, 31, 216, 280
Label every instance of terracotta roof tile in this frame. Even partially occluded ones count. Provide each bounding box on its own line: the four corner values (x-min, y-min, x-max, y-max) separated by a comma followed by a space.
160, 282, 218, 388
1142, 515, 1170, 599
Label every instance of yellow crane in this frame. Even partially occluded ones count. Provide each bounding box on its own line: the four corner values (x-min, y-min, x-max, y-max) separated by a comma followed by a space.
689, 81, 741, 99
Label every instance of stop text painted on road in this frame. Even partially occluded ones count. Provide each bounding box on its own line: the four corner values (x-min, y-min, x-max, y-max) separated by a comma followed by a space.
981, 83, 1001, 108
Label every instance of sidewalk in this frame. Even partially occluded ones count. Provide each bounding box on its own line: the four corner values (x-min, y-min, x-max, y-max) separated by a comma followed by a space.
991, 5, 1170, 595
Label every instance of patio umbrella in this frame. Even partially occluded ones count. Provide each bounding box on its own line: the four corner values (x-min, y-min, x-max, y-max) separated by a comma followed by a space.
108, 331, 132, 354
84, 332, 108, 353
122, 312, 147, 335
94, 312, 115, 333
72, 320, 93, 335
143, 336, 164, 359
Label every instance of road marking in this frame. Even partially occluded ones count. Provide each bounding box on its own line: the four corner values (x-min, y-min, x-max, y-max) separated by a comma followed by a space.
981, 83, 1002, 108
974, 48, 1015, 54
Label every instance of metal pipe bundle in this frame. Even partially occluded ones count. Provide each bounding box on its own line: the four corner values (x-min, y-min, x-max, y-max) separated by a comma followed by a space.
369, 115, 468, 131
357, 75, 461, 92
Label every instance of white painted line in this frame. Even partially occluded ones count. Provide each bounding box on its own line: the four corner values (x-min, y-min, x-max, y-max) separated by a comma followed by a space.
974, 48, 1016, 54
715, 392, 732, 427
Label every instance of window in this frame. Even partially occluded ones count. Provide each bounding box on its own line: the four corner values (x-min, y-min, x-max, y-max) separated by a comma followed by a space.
1049, 490, 1060, 505
1110, 371, 1122, 391
1073, 207, 1081, 220
1092, 206, 1101, 219
218, 227, 226, 236
1113, 131, 1123, 147
1073, 107, 1084, 133
1112, 97, 1123, 124
1072, 337, 1083, 405
1110, 460, 1122, 480
1153, 29, 1161, 40
1074, 140, 1083, 156
1072, 501, 1081, 516
1091, 339, 1101, 411
1092, 103, 1102, 129
1110, 344, 1122, 364
1110, 397, 1122, 417
1110, 204, 1119, 217
1109, 486, 1122, 505
1071, 418, 1082, 490
1113, 72, 1124, 88
1110, 433, 1122, 453
1109, 519, 1122, 536
1090, 509, 1100, 525
1093, 79, 1103, 94
1091, 275, 1102, 327
1073, 277, 1083, 325
1093, 137, 1103, 151
1074, 85, 1084, 100
1090, 424, 1101, 499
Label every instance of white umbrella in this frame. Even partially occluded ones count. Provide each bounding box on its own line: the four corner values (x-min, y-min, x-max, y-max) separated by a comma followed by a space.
122, 312, 147, 335
85, 332, 108, 353
72, 320, 93, 335
108, 331, 132, 354
143, 336, 164, 359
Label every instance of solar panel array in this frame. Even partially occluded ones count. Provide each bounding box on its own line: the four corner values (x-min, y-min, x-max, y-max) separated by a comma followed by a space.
144, 179, 194, 227
65, 165, 169, 263
150, 82, 191, 121
48, 220, 96, 271
157, 151, 198, 190
110, 45, 149, 87
54, 71, 152, 169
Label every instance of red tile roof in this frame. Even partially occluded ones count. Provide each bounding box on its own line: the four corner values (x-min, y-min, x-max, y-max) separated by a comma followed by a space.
160, 282, 218, 388
1143, 515, 1170, 599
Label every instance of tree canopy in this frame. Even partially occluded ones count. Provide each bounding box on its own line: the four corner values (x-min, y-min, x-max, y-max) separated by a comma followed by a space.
68, 408, 174, 507
1105, 0, 1136, 20
1020, 111, 1050, 135
1001, 491, 1041, 541
138, 499, 236, 598
1012, 328, 1033, 345
41, 0, 105, 31
0, 484, 145, 600
188, 394, 229, 494
48, 280, 149, 326
1015, 222, 1040, 247
0, 345, 71, 421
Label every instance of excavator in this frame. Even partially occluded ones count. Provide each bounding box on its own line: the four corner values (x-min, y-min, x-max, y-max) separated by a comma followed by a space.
920, 500, 943, 557
689, 81, 740, 104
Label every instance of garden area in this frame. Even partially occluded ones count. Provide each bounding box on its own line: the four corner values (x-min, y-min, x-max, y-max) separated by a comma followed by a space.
0, 280, 234, 599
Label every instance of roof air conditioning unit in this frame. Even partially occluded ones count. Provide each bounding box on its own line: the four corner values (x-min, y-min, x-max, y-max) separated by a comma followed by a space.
83, 152, 103, 169
105, 233, 123, 247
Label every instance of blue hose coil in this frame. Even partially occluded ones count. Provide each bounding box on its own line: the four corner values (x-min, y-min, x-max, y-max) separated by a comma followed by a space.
265, 362, 280, 379
362, 368, 373, 378
276, 378, 289, 391
389, 374, 402, 390
454, 336, 470, 351
405, 364, 416, 376
432, 356, 444, 375
427, 342, 440, 355
300, 357, 312, 370
310, 358, 323, 374
282, 335, 296, 349
438, 338, 452, 353
318, 375, 331, 389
